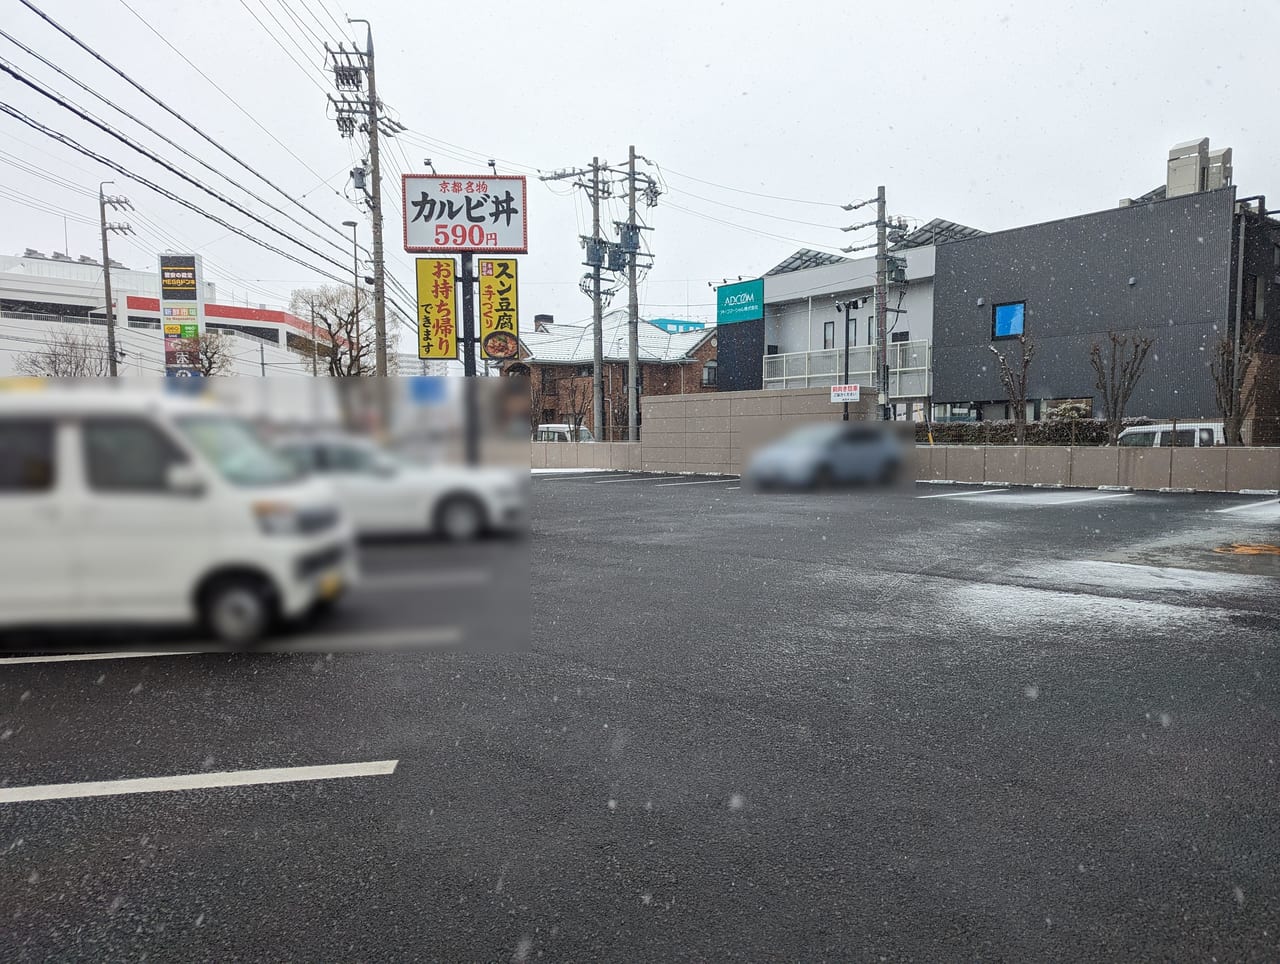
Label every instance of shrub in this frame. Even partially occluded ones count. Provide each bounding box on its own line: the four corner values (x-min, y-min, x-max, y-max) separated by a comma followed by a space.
917, 416, 1153, 446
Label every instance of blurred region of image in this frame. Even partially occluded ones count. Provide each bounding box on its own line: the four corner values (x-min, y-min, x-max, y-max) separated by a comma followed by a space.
0, 376, 528, 656
741, 420, 914, 494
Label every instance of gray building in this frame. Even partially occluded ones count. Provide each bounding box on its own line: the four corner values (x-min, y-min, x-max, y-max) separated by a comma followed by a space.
932, 138, 1279, 422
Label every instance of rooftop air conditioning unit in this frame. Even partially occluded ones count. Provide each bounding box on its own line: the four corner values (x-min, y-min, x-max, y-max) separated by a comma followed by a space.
1206, 147, 1233, 190
1167, 137, 1209, 198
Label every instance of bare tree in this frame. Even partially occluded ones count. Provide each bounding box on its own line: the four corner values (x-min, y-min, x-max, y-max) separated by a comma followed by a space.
289, 285, 374, 377
16, 328, 112, 377
1089, 331, 1155, 444
1211, 322, 1265, 446
988, 334, 1036, 444
563, 375, 592, 439
194, 330, 235, 376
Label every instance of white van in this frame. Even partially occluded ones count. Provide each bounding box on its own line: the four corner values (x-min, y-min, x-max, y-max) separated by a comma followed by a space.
533, 423, 594, 443
0, 386, 358, 646
1117, 422, 1225, 448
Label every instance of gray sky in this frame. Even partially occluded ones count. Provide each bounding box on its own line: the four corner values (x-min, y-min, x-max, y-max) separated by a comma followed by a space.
1, 0, 1275, 333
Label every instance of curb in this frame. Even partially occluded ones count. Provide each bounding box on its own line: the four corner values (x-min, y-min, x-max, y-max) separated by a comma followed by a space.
1159, 487, 1196, 494
1239, 488, 1280, 496
1098, 485, 1134, 492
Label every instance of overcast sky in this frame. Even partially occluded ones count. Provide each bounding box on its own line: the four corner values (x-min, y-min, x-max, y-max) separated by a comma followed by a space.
1, 0, 1276, 339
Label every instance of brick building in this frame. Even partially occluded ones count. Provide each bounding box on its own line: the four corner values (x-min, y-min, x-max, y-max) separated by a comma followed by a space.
503, 308, 719, 440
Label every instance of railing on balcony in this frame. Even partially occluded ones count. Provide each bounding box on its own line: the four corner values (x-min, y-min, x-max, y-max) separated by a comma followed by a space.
762, 340, 932, 398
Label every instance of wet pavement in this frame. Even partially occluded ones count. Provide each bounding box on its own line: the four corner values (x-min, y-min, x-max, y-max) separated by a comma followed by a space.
1, 477, 1277, 961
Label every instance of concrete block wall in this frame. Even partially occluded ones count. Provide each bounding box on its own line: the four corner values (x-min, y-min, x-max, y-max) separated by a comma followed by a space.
529, 391, 1280, 492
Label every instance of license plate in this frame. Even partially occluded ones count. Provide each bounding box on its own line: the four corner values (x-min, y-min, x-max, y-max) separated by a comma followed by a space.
318, 571, 343, 600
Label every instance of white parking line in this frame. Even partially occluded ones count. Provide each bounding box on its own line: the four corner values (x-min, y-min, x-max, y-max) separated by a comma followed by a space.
1046, 492, 1135, 506
536, 474, 622, 482
0, 651, 192, 666
358, 570, 488, 591
1214, 497, 1280, 514
593, 475, 680, 484
0, 759, 399, 805
916, 488, 1006, 500
0, 626, 464, 666
655, 477, 741, 487
727, 486, 741, 491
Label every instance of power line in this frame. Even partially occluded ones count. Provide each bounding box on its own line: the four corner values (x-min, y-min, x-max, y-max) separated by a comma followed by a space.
658, 164, 858, 208
0, 25, 353, 261
82, 0, 345, 218
0, 102, 347, 286
0, 58, 353, 277
234, 0, 330, 94
274, 0, 330, 53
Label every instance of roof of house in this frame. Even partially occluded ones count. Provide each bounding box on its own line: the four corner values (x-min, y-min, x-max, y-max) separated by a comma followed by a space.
519, 308, 714, 364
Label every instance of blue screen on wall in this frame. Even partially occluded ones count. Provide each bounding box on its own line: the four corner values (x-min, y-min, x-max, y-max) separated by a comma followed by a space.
993, 302, 1025, 339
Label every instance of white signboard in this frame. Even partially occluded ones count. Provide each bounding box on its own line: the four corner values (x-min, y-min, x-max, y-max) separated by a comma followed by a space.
831, 384, 861, 403
403, 174, 528, 253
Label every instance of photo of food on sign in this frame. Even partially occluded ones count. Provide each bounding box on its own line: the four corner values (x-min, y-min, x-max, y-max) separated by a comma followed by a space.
482, 330, 519, 359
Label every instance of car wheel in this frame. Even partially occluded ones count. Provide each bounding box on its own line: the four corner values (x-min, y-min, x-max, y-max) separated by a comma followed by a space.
813, 465, 835, 489
200, 575, 275, 648
435, 495, 487, 542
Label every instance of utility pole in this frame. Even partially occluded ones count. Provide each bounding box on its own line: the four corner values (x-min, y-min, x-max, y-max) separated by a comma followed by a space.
875, 185, 890, 421
590, 157, 604, 440
260, 342, 266, 377
836, 298, 863, 421
349, 18, 388, 379
309, 298, 318, 376
626, 145, 639, 442
98, 181, 132, 377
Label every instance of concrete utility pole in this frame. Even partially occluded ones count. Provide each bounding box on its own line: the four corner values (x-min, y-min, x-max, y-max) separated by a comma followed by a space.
98, 181, 132, 377
875, 185, 890, 421
348, 18, 387, 379
590, 157, 604, 440
627, 145, 640, 442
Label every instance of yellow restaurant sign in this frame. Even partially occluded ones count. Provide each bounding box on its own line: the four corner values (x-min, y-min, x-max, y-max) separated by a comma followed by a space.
416, 257, 458, 359
478, 258, 519, 360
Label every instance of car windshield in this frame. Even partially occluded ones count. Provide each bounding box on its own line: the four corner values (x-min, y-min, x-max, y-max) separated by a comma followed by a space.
780, 424, 842, 447
175, 415, 302, 486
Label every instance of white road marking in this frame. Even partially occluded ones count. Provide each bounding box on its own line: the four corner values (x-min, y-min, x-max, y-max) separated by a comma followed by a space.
0, 627, 464, 666
530, 469, 612, 475
655, 477, 741, 487
916, 488, 1006, 499
536, 474, 623, 482
0, 759, 399, 805
1041, 492, 1135, 506
593, 475, 680, 484
1215, 497, 1280, 514
0, 651, 192, 666
357, 570, 488, 591
726, 486, 741, 491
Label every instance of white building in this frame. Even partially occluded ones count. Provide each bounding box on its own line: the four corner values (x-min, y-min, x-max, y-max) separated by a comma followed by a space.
756, 220, 984, 416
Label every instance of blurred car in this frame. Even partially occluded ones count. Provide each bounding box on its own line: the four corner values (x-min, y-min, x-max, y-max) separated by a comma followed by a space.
743, 422, 905, 490
533, 423, 594, 443
274, 433, 527, 541
0, 387, 357, 647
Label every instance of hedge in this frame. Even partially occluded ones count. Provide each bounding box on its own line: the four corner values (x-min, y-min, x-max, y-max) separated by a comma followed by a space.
915, 417, 1154, 446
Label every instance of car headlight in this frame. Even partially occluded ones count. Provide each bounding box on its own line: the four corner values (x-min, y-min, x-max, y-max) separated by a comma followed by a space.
252, 500, 304, 536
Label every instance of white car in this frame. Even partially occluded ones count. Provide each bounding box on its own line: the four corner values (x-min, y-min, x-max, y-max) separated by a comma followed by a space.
274, 434, 528, 541
0, 386, 358, 646
1117, 422, 1225, 447
533, 423, 594, 443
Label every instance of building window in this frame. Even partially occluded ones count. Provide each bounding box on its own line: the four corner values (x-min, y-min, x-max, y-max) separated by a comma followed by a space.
1244, 275, 1259, 321
1255, 274, 1266, 321
890, 330, 909, 343
540, 368, 554, 391
867, 317, 874, 344
766, 344, 779, 356
1273, 244, 1280, 270
701, 359, 718, 388
576, 365, 592, 377
823, 321, 835, 350
992, 301, 1026, 339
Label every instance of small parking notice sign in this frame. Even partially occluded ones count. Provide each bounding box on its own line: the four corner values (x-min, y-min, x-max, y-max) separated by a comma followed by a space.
831, 384, 861, 403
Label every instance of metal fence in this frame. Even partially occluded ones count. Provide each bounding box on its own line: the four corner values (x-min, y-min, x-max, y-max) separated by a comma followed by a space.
762, 340, 931, 397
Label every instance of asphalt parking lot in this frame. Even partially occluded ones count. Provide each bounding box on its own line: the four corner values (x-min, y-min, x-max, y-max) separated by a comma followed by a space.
2, 475, 1278, 961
